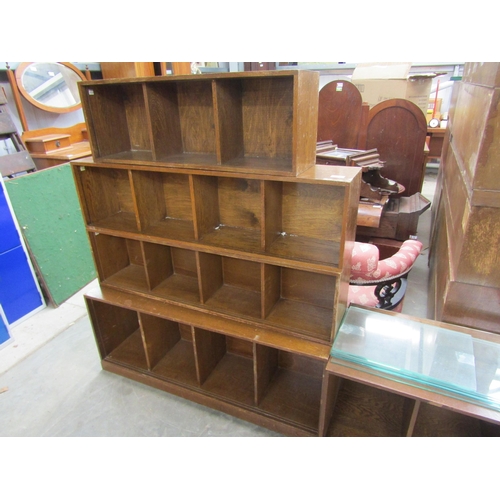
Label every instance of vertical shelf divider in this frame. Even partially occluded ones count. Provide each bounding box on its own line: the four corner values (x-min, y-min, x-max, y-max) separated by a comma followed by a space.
141, 241, 173, 291
254, 343, 279, 406
196, 251, 223, 304
190, 174, 219, 241
138, 312, 181, 371
192, 327, 226, 385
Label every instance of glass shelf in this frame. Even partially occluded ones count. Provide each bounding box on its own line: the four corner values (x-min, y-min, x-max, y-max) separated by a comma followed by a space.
331, 306, 500, 411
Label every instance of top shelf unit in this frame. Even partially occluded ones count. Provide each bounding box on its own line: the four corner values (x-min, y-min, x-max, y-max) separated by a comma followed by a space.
78, 70, 319, 177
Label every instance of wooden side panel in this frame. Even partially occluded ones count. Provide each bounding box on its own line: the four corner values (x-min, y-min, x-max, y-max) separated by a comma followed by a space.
294, 71, 319, 174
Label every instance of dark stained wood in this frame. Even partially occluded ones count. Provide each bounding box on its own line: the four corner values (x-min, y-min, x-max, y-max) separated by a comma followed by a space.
79, 71, 318, 176
138, 313, 181, 370
213, 79, 244, 164
192, 327, 226, 385
361, 98, 428, 197
196, 251, 223, 303
74, 166, 139, 232
317, 80, 364, 148
254, 343, 279, 405
74, 71, 362, 436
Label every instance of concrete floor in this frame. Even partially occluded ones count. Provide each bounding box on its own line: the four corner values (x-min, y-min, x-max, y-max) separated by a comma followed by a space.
0, 170, 437, 437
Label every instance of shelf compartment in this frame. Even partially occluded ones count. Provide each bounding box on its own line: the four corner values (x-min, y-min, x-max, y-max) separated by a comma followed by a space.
147, 244, 200, 304
192, 175, 262, 253
198, 253, 262, 320
255, 346, 324, 432
90, 233, 148, 292
86, 300, 148, 370
146, 80, 217, 165
131, 170, 195, 240
325, 380, 411, 437
214, 76, 294, 172
81, 82, 153, 162
73, 165, 138, 232
264, 181, 344, 266
141, 315, 199, 387
263, 265, 336, 342
193, 328, 255, 406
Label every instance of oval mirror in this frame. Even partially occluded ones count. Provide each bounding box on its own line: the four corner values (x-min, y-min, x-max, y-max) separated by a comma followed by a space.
15, 62, 86, 113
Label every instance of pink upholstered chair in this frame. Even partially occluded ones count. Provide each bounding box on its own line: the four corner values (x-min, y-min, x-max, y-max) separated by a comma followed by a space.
348, 239, 423, 312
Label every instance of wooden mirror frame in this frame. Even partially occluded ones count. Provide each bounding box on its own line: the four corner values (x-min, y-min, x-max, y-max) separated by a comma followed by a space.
14, 62, 86, 114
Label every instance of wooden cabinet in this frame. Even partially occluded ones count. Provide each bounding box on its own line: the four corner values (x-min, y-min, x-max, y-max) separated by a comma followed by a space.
73, 70, 361, 436
429, 63, 500, 334
78, 71, 319, 177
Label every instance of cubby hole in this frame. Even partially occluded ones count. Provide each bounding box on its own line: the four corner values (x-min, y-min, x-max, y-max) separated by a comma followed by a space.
82, 83, 153, 162
192, 175, 262, 254
263, 265, 335, 342
146, 80, 217, 166
91, 234, 148, 292
87, 300, 148, 370
264, 181, 344, 266
91, 233, 201, 306
131, 170, 195, 241
140, 316, 199, 387
147, 245, 200, 305
214, 77, 294, 173
255, 346, 324, 433
193, 328, 255, 406
75, 166, 138, 233
325, 380, 411, 437
198, 253, 261, 320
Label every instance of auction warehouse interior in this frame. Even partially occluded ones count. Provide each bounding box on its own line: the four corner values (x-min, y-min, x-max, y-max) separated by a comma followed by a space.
1, 60, 499, 438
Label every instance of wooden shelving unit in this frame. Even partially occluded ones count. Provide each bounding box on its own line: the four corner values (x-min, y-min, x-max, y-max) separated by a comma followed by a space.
79, 71, 319, 177
73, 70, 361, 436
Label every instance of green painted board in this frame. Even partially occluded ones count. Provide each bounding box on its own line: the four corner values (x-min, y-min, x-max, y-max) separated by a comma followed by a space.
5, 164, 97, 306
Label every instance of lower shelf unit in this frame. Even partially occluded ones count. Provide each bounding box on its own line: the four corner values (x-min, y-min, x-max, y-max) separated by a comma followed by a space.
85, 286, 331, 437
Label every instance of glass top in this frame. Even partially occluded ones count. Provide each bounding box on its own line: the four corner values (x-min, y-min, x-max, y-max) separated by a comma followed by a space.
331, 306, 500, 410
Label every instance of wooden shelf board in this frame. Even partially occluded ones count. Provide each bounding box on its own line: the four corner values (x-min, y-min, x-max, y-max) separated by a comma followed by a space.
89, 212, 138, 233
151, 339, 199, 387
200, 226, 262, 254
107, 330, 148, 370
103, 264, 148, 292
258, 368, 322, 432
266, 299, 333, 342
144, 218, 196, 242
268, 235, 340, 267
201, 353, 255, 406
98, 150, 154, 163
152, 274, 201, 305
205, 285, 262, 320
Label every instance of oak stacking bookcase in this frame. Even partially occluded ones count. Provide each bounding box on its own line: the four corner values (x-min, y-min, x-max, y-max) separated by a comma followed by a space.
72, 70, 361, 436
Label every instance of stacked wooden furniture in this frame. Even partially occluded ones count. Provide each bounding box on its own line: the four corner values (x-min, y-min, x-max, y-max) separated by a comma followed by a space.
72, 70, 360, 436
429, 62, 500, 335
22, 122, 91, 170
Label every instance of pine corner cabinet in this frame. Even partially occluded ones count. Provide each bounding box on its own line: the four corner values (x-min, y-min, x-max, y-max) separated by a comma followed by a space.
73, 70, 361, 436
